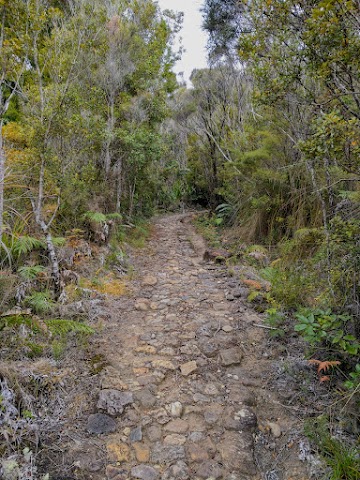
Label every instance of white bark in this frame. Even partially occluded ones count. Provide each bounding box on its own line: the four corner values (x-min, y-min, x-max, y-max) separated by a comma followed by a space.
0, 119, 4, 242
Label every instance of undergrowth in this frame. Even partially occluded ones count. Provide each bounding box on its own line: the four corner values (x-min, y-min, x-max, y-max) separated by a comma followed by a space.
304, 416, 360, 480
118, 220, 151, 248
194, 213, 222, 247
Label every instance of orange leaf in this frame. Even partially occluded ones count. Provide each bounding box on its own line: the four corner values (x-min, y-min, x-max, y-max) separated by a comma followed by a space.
243, 279, 262, 290
308, 359, 341, 375
320, 376, 330, 383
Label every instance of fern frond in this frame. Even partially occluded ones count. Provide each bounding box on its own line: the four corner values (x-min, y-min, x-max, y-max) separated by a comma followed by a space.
12, 236, 45, 258
25, 291, 56, 314
45, 318, 95, 336
82, 211, 107, 224
106, 213, 122, 221
52, 237, 66, 247
18, 265, 46, 280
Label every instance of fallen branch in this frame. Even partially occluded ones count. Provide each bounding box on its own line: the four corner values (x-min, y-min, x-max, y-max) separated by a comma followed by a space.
253, 323, 278, 330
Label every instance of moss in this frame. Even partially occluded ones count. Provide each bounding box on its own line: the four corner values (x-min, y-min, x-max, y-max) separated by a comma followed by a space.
88, 353, 108, 375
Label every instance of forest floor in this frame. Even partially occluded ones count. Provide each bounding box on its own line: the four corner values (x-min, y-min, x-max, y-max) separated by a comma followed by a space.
2, 213, 326, 480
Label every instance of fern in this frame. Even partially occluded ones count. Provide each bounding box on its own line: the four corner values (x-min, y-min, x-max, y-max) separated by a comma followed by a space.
12, 236, 45, 259
106, 213, 122, 221
215, 203, 233, 217
45, 319, 95, 336
25, 291, 56, 314
52, 237, 66, 247
0, 314, 40, 332
82, 211, 107, 224
83, 211, 122, 224
18, 265, 46, 280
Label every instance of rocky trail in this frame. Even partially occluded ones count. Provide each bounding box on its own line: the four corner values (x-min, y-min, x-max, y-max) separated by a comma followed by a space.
41, 214, 318, 480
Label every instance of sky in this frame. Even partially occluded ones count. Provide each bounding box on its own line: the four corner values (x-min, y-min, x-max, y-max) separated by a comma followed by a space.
156, 0, 208, 84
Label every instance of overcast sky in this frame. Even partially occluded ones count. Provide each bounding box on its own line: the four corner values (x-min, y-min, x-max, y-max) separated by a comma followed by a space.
156, 0, 208, 84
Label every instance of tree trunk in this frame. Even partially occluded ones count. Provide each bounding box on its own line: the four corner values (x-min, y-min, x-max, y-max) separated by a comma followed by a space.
42, 223, 61, 295
30, 160, 62, 297
105, 97, 115, 178
128, 179, 136, 218
0, 119, 4, 243
115, 157, 123, 213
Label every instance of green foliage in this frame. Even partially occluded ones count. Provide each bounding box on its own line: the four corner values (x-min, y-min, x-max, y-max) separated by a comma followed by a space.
82, 211, 107, 224
7, 236, 45, 261
260, 264, 317, 308
51, 339, 67, 360
52, 237, 66, 247
0, 271, 17, 312
265, 307, 286, 338
18, 265, 46, 280
295, 309, 359, 356
25, 341, 44, 358
45, 319, 95, 336
194, 214, 222, 248
0, 314, 40, 332
24, 291, 56, 315
46, 318, 95, 360
214, 203, 234, 225
344, 364, 360, 391
120, 221, 151, 249
304, 416, 360, 480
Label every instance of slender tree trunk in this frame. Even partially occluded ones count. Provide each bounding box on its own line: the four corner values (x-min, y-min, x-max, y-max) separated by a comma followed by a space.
324, 156, 335, 216
115, 157, 123, 213
105, 97, 115, 178
30, 158, 62, 296
0, 119, 4, 243
128, 179, 136, 218
306, 159, 334, 297
41, 223, 61, 295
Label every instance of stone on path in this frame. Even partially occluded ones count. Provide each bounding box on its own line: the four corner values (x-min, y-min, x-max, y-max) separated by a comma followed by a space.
164, 434, 187, 446
219, 431, 257, 475
131, 465, 159, 480
133, 443, 151, 462
134, 389, 157, 408
162, 461, 190, 480
180, 360, 197, 376
164, 418, 189, 434
129, 426, 143, 442
151, 444, 185, 463
152, 359, 176, 370
97, 389, 133, 416
187, 443, 210, 462
142, 275, 158, 286
268, 421, 282, 438
195, 461, 224, 479
107, 442, 130, 463
168, 401, 183, 418
135, 345, 157, 354
106, 465, 128, 479
135, 301, 149, 311
146, 425, 162, 442
86, 413, 116, 434
220, 347, 243, 366
222, 325, 234, 332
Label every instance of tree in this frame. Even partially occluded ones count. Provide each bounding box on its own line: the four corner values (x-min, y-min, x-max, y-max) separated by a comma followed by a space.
0, 0, 32, 244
